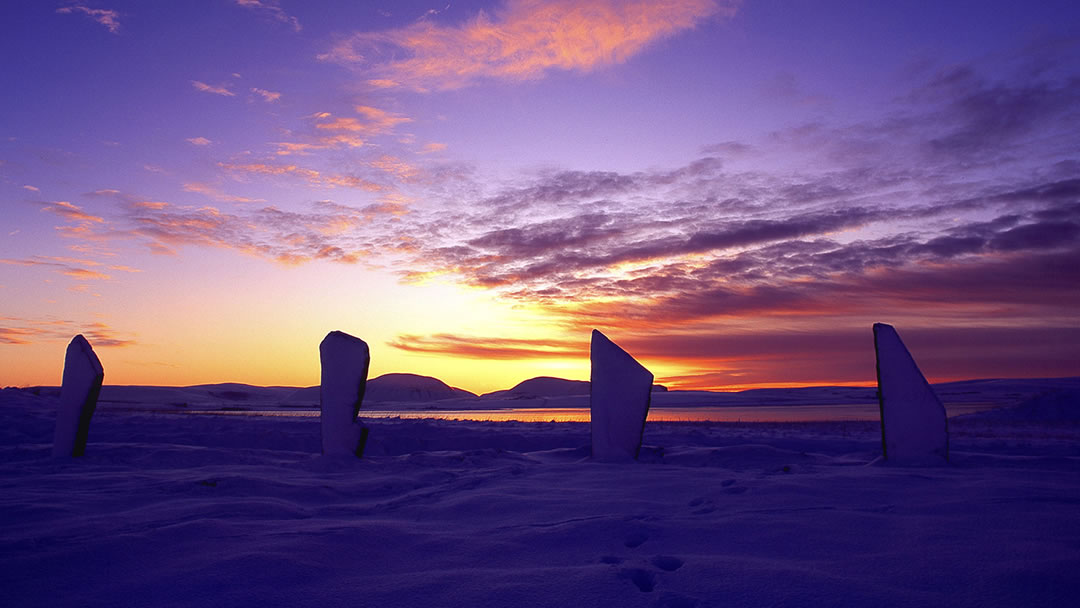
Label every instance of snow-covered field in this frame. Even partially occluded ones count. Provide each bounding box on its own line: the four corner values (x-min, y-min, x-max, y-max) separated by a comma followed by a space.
2, 384, 1079, 607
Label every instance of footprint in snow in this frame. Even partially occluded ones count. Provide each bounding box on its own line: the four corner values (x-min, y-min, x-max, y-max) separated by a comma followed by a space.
650, 555, 684, 571
619, 567, 657, 592
624, 530, 649, 548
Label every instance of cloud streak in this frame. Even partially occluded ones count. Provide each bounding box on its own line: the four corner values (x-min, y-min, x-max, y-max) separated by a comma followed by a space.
272, 106, 412, 155
251, 87, 281, 102
218, 161, 385, 192
191, 81, 235, 97
233, 0, 301, 32
0, 318, 134, 347
320, 0, 739, 90
53, 190, 407, 267
0, 255, 117, 281
57, 4, 121, 34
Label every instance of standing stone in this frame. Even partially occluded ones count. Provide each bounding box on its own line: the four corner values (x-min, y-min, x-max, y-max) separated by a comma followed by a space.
590, 329, 653, 462
52, 335, 104, 457
320, 331, 370, 457
873, 323, 949, 463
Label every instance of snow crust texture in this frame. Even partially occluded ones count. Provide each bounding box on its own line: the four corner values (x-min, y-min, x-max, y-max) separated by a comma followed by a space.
590, 329, 653, 461
4, 396, 1079, 608
319, 331, 370, 457
52, 334, 103, 457
874, 323, 948, 463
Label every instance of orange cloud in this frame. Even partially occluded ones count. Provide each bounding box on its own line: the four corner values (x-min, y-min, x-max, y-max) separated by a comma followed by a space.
0, 317, 135, 347
1, 256, 112, 282
319, 133, 368, 148
420, 142, 448, 154
221, 162, 321, 182
321, 175, 384, 191
389, 333, 588, 360
369, 155, 419, 181
133, 201, 169, 210
183, 182, 264, 203
316, 106, 412, 135
186, 136, 212, 146
191, 81, 235, 97
272, 133, 369, 155
320, 0, 738, 90
107, 264, 142, 273
273, 107, 409, 154
273, 142, 323, 156
40, 201, 104, 224
0, 327, 39, 345
126, 199, 389, 266
220, 161, 384, 191
251, 87, 281, 102
61, 268, 111, 280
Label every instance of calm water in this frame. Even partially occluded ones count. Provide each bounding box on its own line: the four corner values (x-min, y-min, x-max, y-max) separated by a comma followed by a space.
168, 403, 1001, 423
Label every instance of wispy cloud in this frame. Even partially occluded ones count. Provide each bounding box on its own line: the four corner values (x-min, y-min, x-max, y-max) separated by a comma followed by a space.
191, 80, 236, 97
51, 190, 404, 266
388, 333, 588, 360
0, 327, 39, 346
315, 106, 412, 136
57, 3, 121, 34
233, 0, 301, 32
125, 200, 392, 265
186, 137, 212, 146
39, 201, 104, 224
23, 185, 40, 192
251, 87, 281, 102
272, 106, 411, 155
0, 318, 134, 347
182, 182, 264, 203
368, 155, 419, 181
320, 0, 739, 90
219, 161, 385, 191
0, 255, 114, 281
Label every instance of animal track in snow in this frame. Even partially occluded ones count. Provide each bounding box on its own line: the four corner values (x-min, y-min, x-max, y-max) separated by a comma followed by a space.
619, 567, 657, 592
624, 530, 649, 548
650, 555, 684, 571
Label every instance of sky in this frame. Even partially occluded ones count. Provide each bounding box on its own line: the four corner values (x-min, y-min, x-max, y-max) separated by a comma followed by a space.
2, 0, 1079, 393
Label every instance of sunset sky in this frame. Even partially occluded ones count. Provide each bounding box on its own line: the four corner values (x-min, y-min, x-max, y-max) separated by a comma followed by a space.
2, 0, 1079, 392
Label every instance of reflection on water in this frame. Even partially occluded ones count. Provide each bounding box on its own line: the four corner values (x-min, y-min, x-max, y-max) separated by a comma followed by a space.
162, 403, 1000, 423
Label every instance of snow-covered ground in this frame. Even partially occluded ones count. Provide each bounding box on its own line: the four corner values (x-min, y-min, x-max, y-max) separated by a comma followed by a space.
2, 386, 1079, 607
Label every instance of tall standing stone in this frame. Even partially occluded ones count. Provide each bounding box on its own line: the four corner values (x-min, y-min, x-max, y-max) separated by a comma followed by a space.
590, 329, 653, 462
320, 331, 370, 457
873, 323, 949, 463
52, 335, 104, 457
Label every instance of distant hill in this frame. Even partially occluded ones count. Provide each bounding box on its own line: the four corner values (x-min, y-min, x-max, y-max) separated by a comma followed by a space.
280, 373, 475, 404
18, 375, 1080, 411
365, 373, 476, 402
482, 376, 668, 399
482, 376, 589, 399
